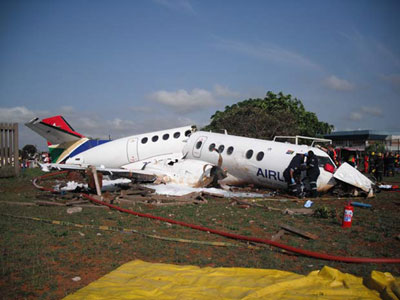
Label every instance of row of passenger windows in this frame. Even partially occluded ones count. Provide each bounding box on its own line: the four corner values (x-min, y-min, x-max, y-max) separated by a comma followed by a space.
197, 141, 332, 165
206, 143, 235, 155
141, 130, 191, 144
195, 141, 265, 161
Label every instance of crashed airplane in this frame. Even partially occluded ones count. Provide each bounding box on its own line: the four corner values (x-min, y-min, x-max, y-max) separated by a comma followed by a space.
26, 116, 374, 196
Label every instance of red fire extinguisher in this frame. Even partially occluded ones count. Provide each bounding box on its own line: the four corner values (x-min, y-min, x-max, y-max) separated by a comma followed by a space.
342, 203, 353, 228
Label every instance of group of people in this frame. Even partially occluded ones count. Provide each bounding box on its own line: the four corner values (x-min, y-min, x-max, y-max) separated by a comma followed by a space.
283, 151, 320, 198
364, 152, 399, 182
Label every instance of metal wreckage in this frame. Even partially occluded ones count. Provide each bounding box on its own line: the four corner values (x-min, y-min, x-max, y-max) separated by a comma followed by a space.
26, 115, 375, 198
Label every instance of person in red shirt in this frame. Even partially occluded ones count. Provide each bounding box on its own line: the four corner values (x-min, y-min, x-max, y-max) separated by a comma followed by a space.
363, 154, 369, 173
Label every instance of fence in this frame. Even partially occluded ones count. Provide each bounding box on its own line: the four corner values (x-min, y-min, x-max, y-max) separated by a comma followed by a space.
0, 123, 20, 177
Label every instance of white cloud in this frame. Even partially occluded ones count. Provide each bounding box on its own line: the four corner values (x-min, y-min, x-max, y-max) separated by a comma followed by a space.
324, 75, 355, 91
214, 84, 240, 98
349, 112, 362, 121
149, 88, 217, 113
60, 106, 75, 113
0, 106, 49, 123
215, 38, 320, 69
360, 106, 382, 117
107, 118, 136, 130
347, 106, 383, 122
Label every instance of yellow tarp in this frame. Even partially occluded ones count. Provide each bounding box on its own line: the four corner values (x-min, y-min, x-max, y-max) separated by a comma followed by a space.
64, 260, 399, 300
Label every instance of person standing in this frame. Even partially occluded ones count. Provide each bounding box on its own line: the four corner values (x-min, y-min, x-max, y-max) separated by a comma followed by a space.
369, 152, 376, 174
306, 150, 320, 198
363, 154, 369, 173
387, 152, 395, 176
375, 153, 384, 182
283, 153, 306, 197
348, 154, 356, 167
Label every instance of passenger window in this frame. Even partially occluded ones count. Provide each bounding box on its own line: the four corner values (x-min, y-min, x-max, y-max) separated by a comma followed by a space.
152, 135, 159, 142
227, 146, 234, 155
141, 137, 148, 144
256, 151, 264, 161
173, 132, 180, 139
185, 130, 191, 137
196, 141, 202, 149
163, 133, 169, 140
209, 143, 216, 151
218, 145, 225, 153
246, 149, 253, 159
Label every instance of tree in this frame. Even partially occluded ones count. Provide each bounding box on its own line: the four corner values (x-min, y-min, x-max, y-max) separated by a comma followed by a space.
202, 91, 334, 140
21, 144, 37, 159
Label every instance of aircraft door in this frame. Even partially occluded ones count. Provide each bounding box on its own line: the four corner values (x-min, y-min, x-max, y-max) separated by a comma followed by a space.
127, 138, 139, 163
192, 136, 207, 158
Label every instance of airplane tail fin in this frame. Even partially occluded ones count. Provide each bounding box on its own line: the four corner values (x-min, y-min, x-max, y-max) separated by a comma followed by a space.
41, 116, 84, 143
25, 116, 86, 163
25, 115, 84, 145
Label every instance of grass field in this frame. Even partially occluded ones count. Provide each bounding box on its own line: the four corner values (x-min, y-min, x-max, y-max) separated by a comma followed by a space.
1, 168, 399, 299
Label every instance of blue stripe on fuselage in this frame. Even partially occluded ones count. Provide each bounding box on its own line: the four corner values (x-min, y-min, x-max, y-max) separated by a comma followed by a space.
68, 139, 110, 159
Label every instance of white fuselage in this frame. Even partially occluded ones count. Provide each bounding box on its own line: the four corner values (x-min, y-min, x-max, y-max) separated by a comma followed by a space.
65, 126, 194, 168
183, 131, 336, 192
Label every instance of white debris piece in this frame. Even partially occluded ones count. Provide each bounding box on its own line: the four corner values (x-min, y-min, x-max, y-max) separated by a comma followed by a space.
67, 207, 82, 214
54, 178, 131, 192
72, 276, 81, 282
57, 181, 88, 191
145, 183, 266, 198
101, 178, 131, 191
379, 185, 392, 190
304, 200, 313, 208
333, 162, 373, 193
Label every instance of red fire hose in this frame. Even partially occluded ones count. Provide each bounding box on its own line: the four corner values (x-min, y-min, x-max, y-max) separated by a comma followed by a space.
35, 172, 400, 264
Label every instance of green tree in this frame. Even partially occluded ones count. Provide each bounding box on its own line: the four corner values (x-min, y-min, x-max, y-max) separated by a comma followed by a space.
21, 144, 37, 159
203, 91, 334, 139
365, 143, 385, 154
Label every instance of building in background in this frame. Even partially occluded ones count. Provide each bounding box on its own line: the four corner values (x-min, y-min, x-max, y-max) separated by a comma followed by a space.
324, 130, 400, 153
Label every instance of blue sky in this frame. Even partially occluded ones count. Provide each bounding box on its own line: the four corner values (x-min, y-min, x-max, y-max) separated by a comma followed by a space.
1, 0, 399, 150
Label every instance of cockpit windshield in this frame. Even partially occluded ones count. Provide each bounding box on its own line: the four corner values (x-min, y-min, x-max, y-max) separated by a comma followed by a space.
317, 155, 336, 168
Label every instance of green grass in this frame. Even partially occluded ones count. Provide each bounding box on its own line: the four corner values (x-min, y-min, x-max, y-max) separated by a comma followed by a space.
0, 168, 400, 299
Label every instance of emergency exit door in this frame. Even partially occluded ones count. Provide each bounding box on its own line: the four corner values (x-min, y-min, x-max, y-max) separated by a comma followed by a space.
192, 136, 207, 158
127, 138, 139, 163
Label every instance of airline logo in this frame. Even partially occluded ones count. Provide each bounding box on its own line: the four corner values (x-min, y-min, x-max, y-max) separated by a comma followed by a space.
256, 168, 285, 182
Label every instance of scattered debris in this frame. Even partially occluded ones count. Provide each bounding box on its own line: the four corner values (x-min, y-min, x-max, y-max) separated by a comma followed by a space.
313, 207, 336, 219
36, 201, 66, 207
86, 166, 102, 196
283, 208, 314, 216
67, 207, 83, 214
271, 230, 285, 241
281, 224, 319, 240
351, 202, 372, 208
304, 200, 313, 208
146, 183, 267, 198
